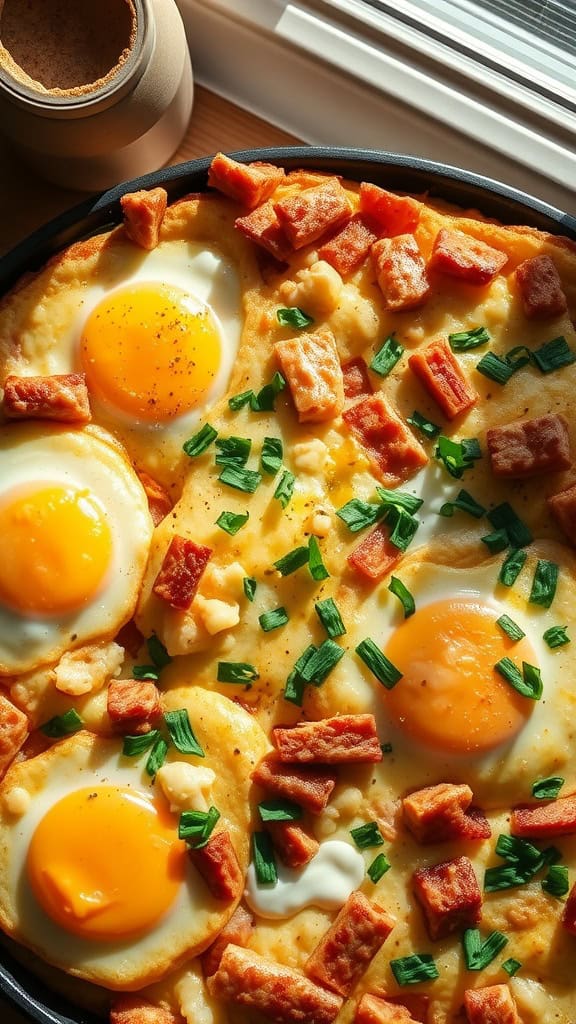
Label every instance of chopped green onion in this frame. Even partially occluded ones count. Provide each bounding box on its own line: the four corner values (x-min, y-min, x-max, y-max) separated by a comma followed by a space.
164, 709, 204, 756
122, 730, 160, 756
532, 776, 565, 800
481, 529, 509, 555
336, 497, 383, 532
252, 831, 278, 885
494, 658, 543, 700
277, 306, 314, 328
147, 634, 172, 670
132, 664, 159, 681
218, 464, 262, 493
488, 502, 532, 548
261, 437, 283, 476
273, 469, 295, 509
216, 510, 249, 535
356, 637, 402, 689
299, 639, 345, 686
495, 833, 543, 865
484, 836, 560, 892
273, 545, 310, 576
315, 597, 346, 638
435, 435, 481, 478
376, 487, 423, 516
505, 345, 532, 372
543, 625, 570, 649
387, 506, 419, 552
499, 548, 527, 587
251, 371, 286, 412
370, 334, 404, 377
259, 606, 289, 632
350, 820, 384, 849
390, 954, 439, 986
407, 410, 441, 439
215, 435, 251, 467
439, 488, 486, 519
258, 799, 302, 822
502, 958, 522, 977
228, 389, 254, 411
217, 662, 259, 685
448, 326, 490, 351
183, 423, 218, 457
529, 559, 558, 608
284, 644, 317, 706
542, 864, 569, 898
145, 735, 168, 777
308, 535, 329, 580
367, 851, 391, 882
496, 614, 526, 642
179, 806, 220, 847
532, 335, 575, 374
388, 576, 415, 618
243, 576, 257, 602
476, 351, 516, 384
40, 708, 83, 738
463, 929, 508, 971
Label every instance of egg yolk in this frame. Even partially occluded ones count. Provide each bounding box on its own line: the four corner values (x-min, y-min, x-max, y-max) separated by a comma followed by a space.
81, 283, 221, 422
0, 484, 112, 615
27, 786, 186, 941
383, 597, 536, 754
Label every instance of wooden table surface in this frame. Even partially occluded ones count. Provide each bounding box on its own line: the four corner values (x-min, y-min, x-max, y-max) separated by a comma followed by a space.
0, 85, 301, 1024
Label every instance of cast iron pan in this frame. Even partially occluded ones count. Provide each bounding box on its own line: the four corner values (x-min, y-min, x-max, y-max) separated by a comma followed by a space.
0, 146, 574, 1024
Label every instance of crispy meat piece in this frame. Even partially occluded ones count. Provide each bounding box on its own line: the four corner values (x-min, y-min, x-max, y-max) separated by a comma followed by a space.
0, 695, 29, 780
188, 830, 243, 901
548, 482, 576, 544
152, 536, 212, 611
252, 755, 337, 814
348, 521, 402, 582
359, 183, 421, 236
412, 856, 482, 940
107, 679, 162, 733
408, 339, 477, 420
275, 178, 352, 250
430, 228, 507, 284
561, 881, 576, 936
355, 994, 417, 1024
511, 793, 576, 838
463, 985, 519, 1024
201, 904, 254, 978
266, 819, 319, 868
3, 373, 91, 424
136, 470, 173, 527
208, 152, 285, 208
342, 356, 373, 401
275, 327, 344, 423
515, 254, 568, 319
208, 944, 343, 1024
371, 234, 430, 311
120, 187, 167, 250
110, 994, 180, 1024
273, 714, 382, 765
343, 392, 428, 487
235, 201, 292, 261
318, 215, 378, 276
402, 783, 491, 844
487, 413, 571, 478
306, 891, 395, 996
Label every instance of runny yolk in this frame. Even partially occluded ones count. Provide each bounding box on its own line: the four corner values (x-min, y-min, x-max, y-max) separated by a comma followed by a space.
80, 283, 221, 422
27, 786, 186, 941
0, 484, 112, 615
383, 597, 536, 754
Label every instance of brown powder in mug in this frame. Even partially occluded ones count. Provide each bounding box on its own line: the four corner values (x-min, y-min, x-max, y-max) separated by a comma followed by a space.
0, 0, 137, 96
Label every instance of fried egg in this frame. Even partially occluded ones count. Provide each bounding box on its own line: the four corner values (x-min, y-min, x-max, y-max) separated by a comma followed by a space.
0, 686, 269, 989
0, 423, 153, 675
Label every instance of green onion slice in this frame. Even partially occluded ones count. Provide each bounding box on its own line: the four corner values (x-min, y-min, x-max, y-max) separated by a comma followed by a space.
336, 497, 383, 532
182, 423, 218, 457
277, 306, 314, 328
243, 576, 257, 602
499, 548, 527, 587
299, 639, 345, 686
439, 488, 486, 519
284, 645, 317, 706
145, 735, 168, 777
367, 852, 391, 882
216, 510, 249, 535
179, 806, 220, 847
308, 535, 329, 580
496, 614, 526, 642
388, 576, 415, 618
476, 351, 516, 384
252, 831, 278, 885
543, 625, 570, 649
448, 326, 490, 351
40, 708, 83, 738
273, 545, 310, 576
228, 389, 254, 411
350, 821, 384, 849
463, 929, 508, 971
258, 799, 302, 822
529, 559, 559, 609
261, 436, 283, 475
259, 607, 290, 632
356, 637, 402, 689
215, 435, 251, 467
494, 658, 543, 700
481, 529, 509, 555
407, 410, 441, 439
164, 708, 204, 756
274, 469, 295, 509
370, 334, 404, 376
315, 597, 346, 638
502, 958, 522, 977
488, 502, 532, 548
435, 435, 481, 479
122, 730, 160, 757
218, 464, 262, 493
390, 954, 439, 986
251, 372, 286, 412
217, 662, 259, 685
532, 776, 565, 800
132, 664, 160, 681
147, 634, 172, 670
532, 335, 575, 374
542, 864, 569, 897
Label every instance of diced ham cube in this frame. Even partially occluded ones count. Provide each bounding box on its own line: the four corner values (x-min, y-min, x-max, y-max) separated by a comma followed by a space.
275, 178, 352, 250
208, 944, 343, 1024
110, 994, 179, 1024
120, 187, 167, 250
408, 339, 477, 420
208, 152, 286, 209
402, 783, 491, 844
0, 695, 29, 779
355, 993, 418, 1024
318, 215, 378, 276
275, 327, 344, 423
201, 905, 254, 978
235, 201, 292, 262
360, 183, 421, 236
464, 985, 519, 1024
547, 482, 576, 545
511, 793, 576, 838
430, 228, 507, 285
136, 470, 173, 527
342, 356, 373, 401
273, 715, 382, 765
562, 881, 576, 936
3, 373, 91, 424
343, 393, 428, 487
306, 891, 395, 996
348, 521, 402, 582
153, 536, 212, 611
107, 679, 162, 733
188, 829, 243, 901
412, 856, 482, 940
515, 254, 568, 319
487, 413, 571, 478
266, 820, 319, 867
371, 235, 430, 311
252, 755, 337, 814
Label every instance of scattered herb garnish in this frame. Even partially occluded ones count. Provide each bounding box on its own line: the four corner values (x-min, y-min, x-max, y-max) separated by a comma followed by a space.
40, 708, 83, 738
532, 776, 565, 800
273, 469, 295, 509
370, 334, 404, 376
496, 614, 526, 642
259, 607, 290, 632
494, 658, 543, 700
543, 625, 570, 649
215, 435, 251, 467
499, 548, 527, 587
179, 806, 220, 847
216, 510, 249, 535
261, 436, 283, 475
390, 954, 439, 986
529, 559, 559, 608
258, 799, 302, 822
356, 637, 402, 689
439, 488, 486, 519
164, 708, 204, 756
315, 597, 346, 638
435, 435, 482, 479
277, 307, 314, 329
350, 820, 384, 849
367, 852, 391, 882
448, 326, 490, 351
252, 831, 278, 885
388, 576, 415, 618
463, 929, 508, 971
407, 410, 441, 439
217, 662, 259, 685
182, 423, 218, 457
